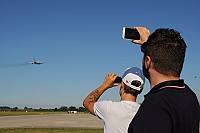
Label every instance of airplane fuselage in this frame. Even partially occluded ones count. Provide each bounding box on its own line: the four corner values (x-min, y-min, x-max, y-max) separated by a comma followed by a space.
32, 61, 44, 64
29, 59, 45, 65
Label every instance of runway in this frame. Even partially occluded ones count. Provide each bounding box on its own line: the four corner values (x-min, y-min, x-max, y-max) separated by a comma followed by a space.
0, 114, 104, 129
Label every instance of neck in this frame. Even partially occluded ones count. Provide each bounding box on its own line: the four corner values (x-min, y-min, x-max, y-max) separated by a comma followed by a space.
149, 70, 179, 89
121, 94, 137, 102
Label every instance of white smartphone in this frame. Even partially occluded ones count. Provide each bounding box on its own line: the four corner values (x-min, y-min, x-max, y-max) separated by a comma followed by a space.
122, 27, 140, 40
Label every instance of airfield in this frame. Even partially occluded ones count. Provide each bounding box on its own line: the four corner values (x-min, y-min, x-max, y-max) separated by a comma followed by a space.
0, 114, 103, 129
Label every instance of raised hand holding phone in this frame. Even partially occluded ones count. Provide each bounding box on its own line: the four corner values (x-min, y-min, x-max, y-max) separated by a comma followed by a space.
132, 26, 150, 45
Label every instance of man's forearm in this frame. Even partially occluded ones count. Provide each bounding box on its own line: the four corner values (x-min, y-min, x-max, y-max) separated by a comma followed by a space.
83, 84, 109, 115
88, 89, 101, 104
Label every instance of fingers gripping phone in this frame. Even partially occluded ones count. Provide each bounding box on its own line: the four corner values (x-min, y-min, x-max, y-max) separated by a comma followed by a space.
122, 27, 140, 40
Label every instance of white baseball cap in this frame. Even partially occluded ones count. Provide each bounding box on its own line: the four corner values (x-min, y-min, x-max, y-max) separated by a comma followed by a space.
122, 67, 145, 91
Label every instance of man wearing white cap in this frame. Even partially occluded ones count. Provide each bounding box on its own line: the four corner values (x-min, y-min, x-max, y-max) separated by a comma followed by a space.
83, 67, 145, 133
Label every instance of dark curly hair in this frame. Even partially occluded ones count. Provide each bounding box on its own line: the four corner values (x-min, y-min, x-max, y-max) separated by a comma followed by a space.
141, 28, 187, 77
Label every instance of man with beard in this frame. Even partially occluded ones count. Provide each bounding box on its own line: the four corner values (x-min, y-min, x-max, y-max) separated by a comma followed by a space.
128, 27, 200, 133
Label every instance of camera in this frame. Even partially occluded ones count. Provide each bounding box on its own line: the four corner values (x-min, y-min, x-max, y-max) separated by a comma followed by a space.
114, 77, 122, 83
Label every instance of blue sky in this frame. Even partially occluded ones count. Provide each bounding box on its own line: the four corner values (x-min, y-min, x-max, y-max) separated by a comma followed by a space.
0, 0, 199, 109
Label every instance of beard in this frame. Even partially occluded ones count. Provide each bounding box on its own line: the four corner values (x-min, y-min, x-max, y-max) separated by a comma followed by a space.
143, 61, 150, 80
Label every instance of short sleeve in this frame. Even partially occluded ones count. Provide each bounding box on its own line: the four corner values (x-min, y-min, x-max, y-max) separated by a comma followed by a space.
94, 101, 110, 120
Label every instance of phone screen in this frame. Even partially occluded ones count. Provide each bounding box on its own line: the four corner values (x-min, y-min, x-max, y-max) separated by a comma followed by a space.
122, 27, 140, 40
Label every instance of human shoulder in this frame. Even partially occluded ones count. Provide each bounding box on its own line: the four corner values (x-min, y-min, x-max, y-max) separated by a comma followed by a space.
121, 100, 140, 106
95, 100, 113, 105
94, 100, 113, 110
129, 103, 172, 133
95, 100, 140, 110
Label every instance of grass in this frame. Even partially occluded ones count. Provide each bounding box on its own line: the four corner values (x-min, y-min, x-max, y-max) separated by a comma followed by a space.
0, 128, 103, 133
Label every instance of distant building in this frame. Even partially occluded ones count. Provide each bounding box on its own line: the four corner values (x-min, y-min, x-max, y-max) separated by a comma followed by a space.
68, 111, 77, 113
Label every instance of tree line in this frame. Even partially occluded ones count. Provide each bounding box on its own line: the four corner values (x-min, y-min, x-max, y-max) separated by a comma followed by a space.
0, 106, 89, 112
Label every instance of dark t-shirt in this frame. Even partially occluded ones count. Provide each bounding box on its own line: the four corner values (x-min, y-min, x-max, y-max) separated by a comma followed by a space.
128, 80, 200, 133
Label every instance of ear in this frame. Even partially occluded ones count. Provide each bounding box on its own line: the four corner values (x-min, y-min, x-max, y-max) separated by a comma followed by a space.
144, 56, 151, 69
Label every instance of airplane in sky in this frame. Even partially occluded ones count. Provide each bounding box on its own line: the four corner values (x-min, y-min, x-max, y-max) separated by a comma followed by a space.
28, 59, 45, 65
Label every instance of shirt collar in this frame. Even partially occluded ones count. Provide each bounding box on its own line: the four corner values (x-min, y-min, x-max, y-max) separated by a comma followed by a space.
144, 80, 185, 98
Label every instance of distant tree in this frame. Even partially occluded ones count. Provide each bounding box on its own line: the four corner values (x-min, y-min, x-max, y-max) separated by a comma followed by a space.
69, 106, 77, 111
24, 106, 28, 110
54, 108, 58, 111
0, 106, 10, 109
0, 106, 11, 111
12, 107, 18, 111
78, 107, 88, 112
14, 107, 18, 110
59, 106, 68, 111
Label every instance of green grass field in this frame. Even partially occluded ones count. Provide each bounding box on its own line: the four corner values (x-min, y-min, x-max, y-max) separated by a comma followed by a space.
0, 128, 103, 133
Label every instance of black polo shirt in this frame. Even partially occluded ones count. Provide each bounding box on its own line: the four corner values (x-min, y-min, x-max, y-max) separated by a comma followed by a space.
128, 80, 200, 133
